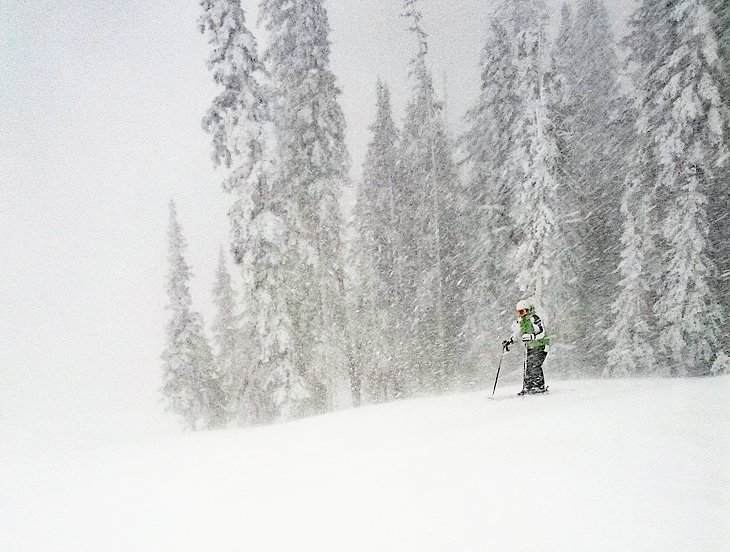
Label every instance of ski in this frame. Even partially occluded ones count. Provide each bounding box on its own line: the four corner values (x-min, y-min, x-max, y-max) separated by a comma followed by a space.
517, 386, 549, 396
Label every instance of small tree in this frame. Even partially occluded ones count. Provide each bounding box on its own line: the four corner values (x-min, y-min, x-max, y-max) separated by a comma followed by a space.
161, 201, 226, 430
211, 248, 248, 422
605, 179, 657, 377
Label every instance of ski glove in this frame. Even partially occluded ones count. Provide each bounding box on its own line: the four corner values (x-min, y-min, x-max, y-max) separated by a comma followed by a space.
521, 333, 534, 342
502, 339, 513, 352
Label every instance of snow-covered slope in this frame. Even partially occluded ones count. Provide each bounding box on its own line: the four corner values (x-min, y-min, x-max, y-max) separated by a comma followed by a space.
2, 377, 729, 552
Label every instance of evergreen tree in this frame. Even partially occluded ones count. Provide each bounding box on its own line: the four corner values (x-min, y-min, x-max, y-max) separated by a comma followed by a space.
650, 0, 727, 376
351, 81, 403, 402
161, 201, 226, 430
500, 0, 576, 359
199, 0, 268, 171
550, 0, 629, 371
247, 211, 309, 422
606, 1, 664, 378
398, 0, 464, 393
211, 248, 246, 422
460, 17, 519, 377
605, 174, 658, 377
200, 0, 306, 422
260, 0, 351, 413
621, 0, 728, 376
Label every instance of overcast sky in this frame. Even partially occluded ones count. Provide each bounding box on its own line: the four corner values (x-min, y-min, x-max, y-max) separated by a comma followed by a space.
0, 0, 636, 453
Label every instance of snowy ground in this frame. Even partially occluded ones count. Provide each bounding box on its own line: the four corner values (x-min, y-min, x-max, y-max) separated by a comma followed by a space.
2, 376, 728, 552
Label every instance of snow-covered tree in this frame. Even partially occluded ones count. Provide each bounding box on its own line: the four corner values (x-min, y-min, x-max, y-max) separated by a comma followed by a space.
497, 0, 576, 361
398, 0, 464, 393
200, 0, 307, 423
605, 178, 658, 377
260, 0, 351, 413
460, 17, 519, 378
656, 165, 724, 376
621, 0, 728, 376
550, 4, 575, 127
211, 248, 246, 422
650, 1, 727, 376
549, 0, 629, 370
351, 81, 403, 403
161, 201, 226, 430
247, 211, 309, 422
199, 0, 269, 171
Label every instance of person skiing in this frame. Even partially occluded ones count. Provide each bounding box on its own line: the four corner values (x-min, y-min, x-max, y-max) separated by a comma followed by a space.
502, 299, 549, 395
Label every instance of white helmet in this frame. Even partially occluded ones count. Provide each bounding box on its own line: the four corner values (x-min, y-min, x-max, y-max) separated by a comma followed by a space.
515, 299, 532, 316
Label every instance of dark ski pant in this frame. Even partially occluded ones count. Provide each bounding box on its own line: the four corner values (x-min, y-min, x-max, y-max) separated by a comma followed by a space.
524, 347, 547, 390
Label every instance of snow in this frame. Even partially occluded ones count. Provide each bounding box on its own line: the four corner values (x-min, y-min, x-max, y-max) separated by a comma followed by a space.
2, 376, 729, 551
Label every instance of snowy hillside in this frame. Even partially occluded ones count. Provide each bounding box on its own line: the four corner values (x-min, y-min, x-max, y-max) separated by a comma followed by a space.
2, 377, 729, 552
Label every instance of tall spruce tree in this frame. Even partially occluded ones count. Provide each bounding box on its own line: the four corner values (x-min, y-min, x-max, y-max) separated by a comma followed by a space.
398, 0, 464, 393
499, 0, 576, 364
618, 0, 728, 376
651, 1, 727, 375
550, 0, 628, 371
260, 0, 351, 413
161, 201, 226, 430
351, 81, 403, 402
460, 17, 519, 377
199, 0, 268, 171
606, 1, 663, 378
200, 0, 306, 423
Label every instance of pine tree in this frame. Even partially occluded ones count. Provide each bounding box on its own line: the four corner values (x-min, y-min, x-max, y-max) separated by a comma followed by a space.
606, 0, 664, 378
200, 0, 307, 423
398, 0, 464, 393
199, 0, 269, 171
605, 174, 658, 377
620, 0, 728, 376
351, 81, 403, 402
247, 211, 309, 422
260, 0, 351, 413
499, 0, 576, 358
651, 1, 727, 376
161, 201, 227, 430
550, 0, 628, 371
460, 17, 519, 377
211, 248, 246, 421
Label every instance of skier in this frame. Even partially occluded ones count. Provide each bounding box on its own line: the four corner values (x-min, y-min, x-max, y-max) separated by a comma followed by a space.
502, 299, 549, 395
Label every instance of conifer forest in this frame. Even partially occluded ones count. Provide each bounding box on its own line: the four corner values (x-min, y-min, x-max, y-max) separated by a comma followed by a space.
160, 0, 730, 429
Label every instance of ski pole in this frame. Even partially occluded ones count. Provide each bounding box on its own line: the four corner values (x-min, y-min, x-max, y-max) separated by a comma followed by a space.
522, 346, 528, 393
492, 351, 505, 396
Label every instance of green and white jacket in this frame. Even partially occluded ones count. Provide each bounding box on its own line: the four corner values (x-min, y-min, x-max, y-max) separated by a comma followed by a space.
511, 312, 550, 350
